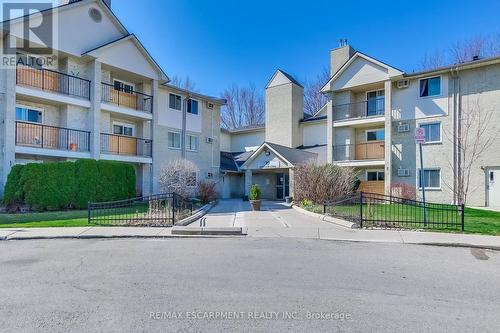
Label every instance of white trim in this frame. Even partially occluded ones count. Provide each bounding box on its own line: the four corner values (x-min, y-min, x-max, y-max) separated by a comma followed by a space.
417, 168, 442, 191
240, 143, 294, 169
418, 75, 442, 99
100, 102, 153, 120
366, 169, 385, 181
112, 121, 135, 136
365, 128, 385, 142
15, 104, 44, 123
167, 130, 182, 150
419, 121, 442, 144
15, 146, 91, 159
185, 133, 199, 152
16, 86, 92, 108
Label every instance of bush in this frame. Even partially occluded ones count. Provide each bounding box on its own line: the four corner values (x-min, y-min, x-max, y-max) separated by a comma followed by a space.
3, 164, 25, 206
197, 180, 217, 204
2, 160, 137, 211
249, 184, 261, 201
158, 159, 199, 198
294, 163, 357, 204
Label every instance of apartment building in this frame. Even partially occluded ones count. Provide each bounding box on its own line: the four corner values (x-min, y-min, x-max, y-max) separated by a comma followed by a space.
0, 0, 224, 197
220, 47, 500, 207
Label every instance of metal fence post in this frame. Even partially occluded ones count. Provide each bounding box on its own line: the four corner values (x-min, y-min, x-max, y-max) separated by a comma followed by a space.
87, 201, 91, 224
359, 192, 363, 228
172, 193, 175, 225
461, 203, 465, 232
323, 203, 326, 215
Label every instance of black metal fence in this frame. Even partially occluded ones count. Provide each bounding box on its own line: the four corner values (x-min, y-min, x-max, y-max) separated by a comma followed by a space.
15, 121, 90, 152
323, 192, 465, 231
101, 82, 153, 113
16, 65, 91, 99
88, 193, 194, 227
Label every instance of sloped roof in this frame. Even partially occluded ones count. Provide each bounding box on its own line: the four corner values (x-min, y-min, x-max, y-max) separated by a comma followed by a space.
266, 69, 303, 88
220, 151, 254, 172
240, 142, 317, 169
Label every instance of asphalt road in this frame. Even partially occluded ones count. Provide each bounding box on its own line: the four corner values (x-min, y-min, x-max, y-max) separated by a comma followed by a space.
0, 238, 499, 332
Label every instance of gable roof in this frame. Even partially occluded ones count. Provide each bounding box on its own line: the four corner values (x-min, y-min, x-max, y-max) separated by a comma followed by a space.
266, 69, 304, 88
321, 51, 403, 92
82, 33, 169, 82
240, 142, 317, 169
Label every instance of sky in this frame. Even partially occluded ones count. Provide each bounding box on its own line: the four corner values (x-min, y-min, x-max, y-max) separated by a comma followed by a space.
112, 0, 500, 97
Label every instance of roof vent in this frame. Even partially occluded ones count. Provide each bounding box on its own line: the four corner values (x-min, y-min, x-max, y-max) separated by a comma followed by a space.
472, 55, 480, 61
338, 39, 348, 47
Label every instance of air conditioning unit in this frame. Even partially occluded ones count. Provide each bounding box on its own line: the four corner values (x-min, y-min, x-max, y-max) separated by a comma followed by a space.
206, 102, 214, 109
397, 79, 410, 89
205, 137, 213, 144
397, 168, 410, 177
397, 123, 410, 133
206, 172, 214, 179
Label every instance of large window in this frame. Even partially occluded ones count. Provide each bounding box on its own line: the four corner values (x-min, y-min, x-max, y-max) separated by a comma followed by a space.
419, 77, 441, 97
168, 131, 181, 149
366, 90, 384, 116
186, 134, 199, 152
169, 93, 181, 110
366, 129, 385, 141
16, 106, 42, 123
187, 99, 198, 115
418, 169, 441, 189
367, 171, 385, 181
419, 122, 441, 143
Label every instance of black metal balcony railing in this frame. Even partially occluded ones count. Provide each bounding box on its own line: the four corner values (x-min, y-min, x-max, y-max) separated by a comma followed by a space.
101, 83, 153, 113
100, 133, 152, 158
15, 121, 90, 152
333, 98, 385, 121
16, 65, 91, 100
333, 141, 385, 161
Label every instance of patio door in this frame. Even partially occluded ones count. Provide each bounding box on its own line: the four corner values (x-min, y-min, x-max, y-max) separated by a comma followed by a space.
366, 90, 384, 116
488, 168, 500, 207
276, 173, 289, 200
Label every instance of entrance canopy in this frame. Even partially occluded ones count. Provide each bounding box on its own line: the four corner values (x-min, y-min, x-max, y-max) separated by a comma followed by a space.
240, 142, 317, 171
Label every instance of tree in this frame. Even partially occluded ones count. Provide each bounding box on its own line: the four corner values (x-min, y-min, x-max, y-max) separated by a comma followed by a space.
443, 98, 500, 204
220, 83, 264, 129
303, 68, 330, 116
158, 159, 199, 198
170, 75, 197, 91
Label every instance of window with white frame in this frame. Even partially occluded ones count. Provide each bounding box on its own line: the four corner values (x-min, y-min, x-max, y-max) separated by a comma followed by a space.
113, 123, 134, 136
419, 76, 441, 97
187, 99, 198, 115
186, 172, 197, 187
366, 170, 385, 181
16, 106, 42, 123
168, 131, 181, 149
186, 134, 199, 152
419, 122, 441, 143
418, 169, 441, 189
366, 129, 385, 141
113, 79, 134, 93
366, 90, 385, 116
169, 93, 182, 110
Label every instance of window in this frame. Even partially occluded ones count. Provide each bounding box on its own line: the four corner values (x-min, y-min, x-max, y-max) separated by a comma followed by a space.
366, 90, 384, 116
367, 171, 385, 181
16, 106, 42, 123
186, 134, 199, 152
419, 76, 441, 97
366, 129, 385, 141
418, 169, 441, 189
113, 123, 134, 136
113, 80, 134, 93
168, 131, 181, 149
169, 93, 182, 110
187, 99, 198, 115
186, 172, 197, 187
419, 122, 441, 143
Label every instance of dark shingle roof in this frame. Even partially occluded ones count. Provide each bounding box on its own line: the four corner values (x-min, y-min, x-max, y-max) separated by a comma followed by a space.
265, 142, 317, 165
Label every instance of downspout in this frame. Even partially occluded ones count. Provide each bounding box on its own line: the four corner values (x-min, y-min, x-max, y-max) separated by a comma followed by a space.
451, 68, 458, 204
181, 94, 190, 158
450, 66, 462, 204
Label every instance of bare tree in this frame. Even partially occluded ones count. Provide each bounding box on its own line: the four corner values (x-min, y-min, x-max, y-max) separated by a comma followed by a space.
170, 75, 197, 92
220, 83, 264, 129
442, 99, 500, 204
420, 49, 447, 71
303, 68, 330, 116
158, 159, 199, 198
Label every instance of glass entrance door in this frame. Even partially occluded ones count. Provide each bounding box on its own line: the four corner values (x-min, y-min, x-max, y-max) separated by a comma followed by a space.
276, 173, 290, 200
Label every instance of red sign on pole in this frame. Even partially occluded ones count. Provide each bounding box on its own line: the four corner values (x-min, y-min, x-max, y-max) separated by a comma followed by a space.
415, 127, 426, 144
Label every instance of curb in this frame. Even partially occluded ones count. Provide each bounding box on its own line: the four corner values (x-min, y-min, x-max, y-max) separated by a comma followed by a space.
291, 204, 358, 229
175, 201, 218, 226
4, 234, 245, 241
171, 226, 245, 236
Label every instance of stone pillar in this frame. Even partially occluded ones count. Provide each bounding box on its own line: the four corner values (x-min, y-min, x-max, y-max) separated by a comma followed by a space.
150, 79, 160, 194
244, 169, 253, 197
0, 66, 16, 196
89, 60, 101, 159
326, 99, 334, 164
288, 168, 295, 199
384, 79, 392, 196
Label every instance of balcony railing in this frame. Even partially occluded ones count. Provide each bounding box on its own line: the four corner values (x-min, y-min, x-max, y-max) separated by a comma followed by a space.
16, 65, 91, 100
15, 121, 90, 152
333, 98, 385, 121
100, 133, 152, 158
333, 141, 385, 161
101, 83, 153, 113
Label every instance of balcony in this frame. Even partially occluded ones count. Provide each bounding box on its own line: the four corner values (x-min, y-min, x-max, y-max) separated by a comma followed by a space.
333, 99, 384, 121
101, 83, 152, 113
333, 141, 385, 161
16, 65, 91, 100
100, 133, 152, 158
15, 121, 90, 152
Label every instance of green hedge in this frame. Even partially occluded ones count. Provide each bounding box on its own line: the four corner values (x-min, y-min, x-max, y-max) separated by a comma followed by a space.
3, 160, 136, 211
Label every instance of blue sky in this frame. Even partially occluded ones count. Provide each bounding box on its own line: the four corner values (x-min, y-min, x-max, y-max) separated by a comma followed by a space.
112, 0, 500, 97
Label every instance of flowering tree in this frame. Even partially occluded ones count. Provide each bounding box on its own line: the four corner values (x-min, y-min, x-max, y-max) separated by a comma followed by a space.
158, 159, 199, 198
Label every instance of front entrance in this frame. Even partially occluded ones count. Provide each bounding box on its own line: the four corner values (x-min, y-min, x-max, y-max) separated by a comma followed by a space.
276, 173, 289, 200
487, 168, 500, 207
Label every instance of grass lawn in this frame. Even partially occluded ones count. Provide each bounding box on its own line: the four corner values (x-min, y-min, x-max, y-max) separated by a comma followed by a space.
0, 210, 92, 228
301, 203, 500, 236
